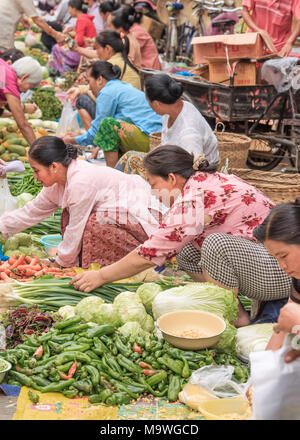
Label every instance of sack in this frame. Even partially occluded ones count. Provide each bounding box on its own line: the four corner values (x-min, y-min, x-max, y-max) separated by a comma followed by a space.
0, 178, 17, 216
25, 31, 40, 48
56, 100, 80, 136
250, 334, 300, 420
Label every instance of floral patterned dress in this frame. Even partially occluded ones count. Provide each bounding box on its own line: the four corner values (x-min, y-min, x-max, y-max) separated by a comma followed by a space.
137, 171, 274, 266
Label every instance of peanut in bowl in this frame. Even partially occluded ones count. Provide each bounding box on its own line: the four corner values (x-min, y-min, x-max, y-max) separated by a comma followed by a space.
156, 310, 226, 350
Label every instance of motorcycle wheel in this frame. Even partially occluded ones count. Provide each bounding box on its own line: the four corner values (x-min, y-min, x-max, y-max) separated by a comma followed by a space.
246, 138, 287, 171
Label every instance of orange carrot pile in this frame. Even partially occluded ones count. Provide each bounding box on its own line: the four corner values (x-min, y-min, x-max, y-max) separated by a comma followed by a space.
0, 254, 77, 282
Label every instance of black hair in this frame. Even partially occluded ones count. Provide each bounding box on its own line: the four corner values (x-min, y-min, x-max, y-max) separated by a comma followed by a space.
68, 0, 87, 12
99, 1, 119, 14
95, 30, 139, 74
253, 198, 300, 245
89, 60, 121, 81
145, 74, 183, 104
144, 145, 216, 180
111, 5, 142, 30
29, 136, 78, 167
0, 49, 24, 64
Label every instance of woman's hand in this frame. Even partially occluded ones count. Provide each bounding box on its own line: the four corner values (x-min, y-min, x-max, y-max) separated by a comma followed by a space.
279, 41, 293, 57
24, 103, 39, 114
70, 270, 105, 292
273, 302, 300, 335
62, 133, 77, 144
56, 32, 66, 45
67, 87, 80, 104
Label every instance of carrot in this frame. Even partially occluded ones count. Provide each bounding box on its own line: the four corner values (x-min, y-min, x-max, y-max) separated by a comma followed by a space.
34, 269, 47, 278
45, 267, 62, 273
0, 272, 10, 281
8, 255, 17, 265
25, 256, 32, 264
10, 254, 25, 270
18, 269, 37, 277
16, 265, 42, 272
30, 257, 40, 266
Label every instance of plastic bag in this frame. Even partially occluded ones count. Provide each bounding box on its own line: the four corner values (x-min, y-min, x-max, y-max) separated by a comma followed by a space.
250, 334, 300, 420
261, 58, 299, 92
0, 178, 17, 216
25, 31, 40, 48
187, 365, 249, 399
55, 100, 80, 136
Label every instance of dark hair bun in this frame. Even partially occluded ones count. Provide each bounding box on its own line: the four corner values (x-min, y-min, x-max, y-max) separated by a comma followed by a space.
112, 64, 121, 77
295, 197, 300, 205
168, 79, 184, 99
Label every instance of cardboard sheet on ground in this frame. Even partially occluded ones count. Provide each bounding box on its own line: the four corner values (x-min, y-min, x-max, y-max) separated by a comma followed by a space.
13, 387, 205, 420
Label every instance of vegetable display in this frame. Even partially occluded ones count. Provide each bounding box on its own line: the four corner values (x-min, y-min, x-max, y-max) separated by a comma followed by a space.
0, 305, 59, 349
1, 233, 48, 260
28, 88, 63, 121
0, 316, 250, 403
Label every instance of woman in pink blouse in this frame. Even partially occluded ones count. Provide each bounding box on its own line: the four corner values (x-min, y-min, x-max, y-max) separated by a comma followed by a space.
72, 145, 292, 326
0, 136, 160, 269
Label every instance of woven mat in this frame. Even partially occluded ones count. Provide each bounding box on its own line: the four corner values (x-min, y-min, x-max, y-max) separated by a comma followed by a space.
13, 387, 204, 421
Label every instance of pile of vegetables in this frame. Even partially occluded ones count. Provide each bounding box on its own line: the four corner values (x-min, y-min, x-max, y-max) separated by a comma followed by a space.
0, 305, 59, 349
8, 166, 42, 197
0, 316, 249, 404
28, 88, 63, 121
0, 233, 47, 260
59, 71, 80, 91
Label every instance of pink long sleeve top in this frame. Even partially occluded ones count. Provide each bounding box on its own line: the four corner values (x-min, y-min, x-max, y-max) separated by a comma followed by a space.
137, 171, 274, 266
0, 160, 160, 267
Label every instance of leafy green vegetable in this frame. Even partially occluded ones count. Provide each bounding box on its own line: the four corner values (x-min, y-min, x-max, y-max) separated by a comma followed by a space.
215, 321, 237, 354
118, 322, 148, 342
58, 305, 76, 319
75, 296, 104, 322
92, 303, 121, 327
136, 282, 162, 313
152, 283, 238, 323
29, 88, 62, 121
16, 192, 35, 207
236, 323, 274, 362
113, 291, 148, 328
143, 314, 154, 333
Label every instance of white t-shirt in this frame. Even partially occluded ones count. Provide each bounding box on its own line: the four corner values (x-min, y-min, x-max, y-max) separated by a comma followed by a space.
0, 0, 38, 52
161, 101, 219, 166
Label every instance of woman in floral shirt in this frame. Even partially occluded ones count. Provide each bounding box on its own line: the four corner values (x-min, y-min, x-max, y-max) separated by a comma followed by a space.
72, 145, 291, 325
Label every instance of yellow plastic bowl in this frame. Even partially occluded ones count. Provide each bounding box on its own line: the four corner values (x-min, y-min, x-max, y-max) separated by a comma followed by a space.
156, 310, 226, 350
198, 397, 251, 420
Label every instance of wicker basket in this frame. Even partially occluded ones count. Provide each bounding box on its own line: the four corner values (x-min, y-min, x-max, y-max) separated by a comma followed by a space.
215, 132, 252, 170
149, 132, 162, 151
230, 168, 300, 205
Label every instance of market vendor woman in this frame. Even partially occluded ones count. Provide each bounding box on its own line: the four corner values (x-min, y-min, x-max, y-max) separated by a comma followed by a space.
71, 145, 292, 326
0, 56, 43, 145
0, 136, 161, 268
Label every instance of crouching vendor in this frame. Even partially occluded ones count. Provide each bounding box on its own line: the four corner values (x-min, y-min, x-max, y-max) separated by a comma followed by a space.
0, 136, 161, 268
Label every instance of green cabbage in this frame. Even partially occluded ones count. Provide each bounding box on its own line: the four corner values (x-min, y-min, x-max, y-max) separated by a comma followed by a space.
16, 193, 35, 208
113, 291, 148, 328
93, 304, 121, 327
215, 321, 237, 354
58, 305, 75, 319
75, 296, 104, 322
136, 282, 163, 313
118, 322, 148, 342
152, 283, 238, 323
236, 323, 274, 362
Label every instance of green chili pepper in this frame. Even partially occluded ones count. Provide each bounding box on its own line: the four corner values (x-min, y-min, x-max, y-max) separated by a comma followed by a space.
28, 390, 39, 404
8, 370, 33, 387
158, 356, 183, 375
51, 334, 74, 344
116, 354, 142, 374
48, 341, 63, 354
76, 337, 93, 344
31, 360, 55, 374
55, 352, 91, 365
115, 336, 132, 357
104, 353, 123, 374
64, 344, 91, 352
63, 388, 78, 399
106, 392, 131, 406
86, 325, 115, 339
26, 335, 39, 347
56, 361, 74, 373
168, 375, 181, 402
181, 357, 190, 378
86, 350, 100, 361
88, 394, 103, 404
93, 337, 108, 354
100, 389, 114, 403
73, 379, 93, 394
54, 316, 81, 330
43, 343, 51, 360
109, 379, 139, 399
61, 324, 89, 334
39, 378, 75, 393
85, 365, 100, 387
31, 375, 51, 387
146, 370, 167, 388
16, 345, 36, 354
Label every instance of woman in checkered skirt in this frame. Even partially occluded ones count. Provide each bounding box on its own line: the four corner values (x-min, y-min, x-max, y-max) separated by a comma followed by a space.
71, 145, 290, 326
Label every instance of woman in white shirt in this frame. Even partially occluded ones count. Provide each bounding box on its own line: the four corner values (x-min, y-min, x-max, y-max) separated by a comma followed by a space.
115, 73, 219, 177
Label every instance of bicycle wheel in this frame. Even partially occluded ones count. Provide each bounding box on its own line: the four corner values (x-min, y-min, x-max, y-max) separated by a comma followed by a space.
246, 138, 287, 171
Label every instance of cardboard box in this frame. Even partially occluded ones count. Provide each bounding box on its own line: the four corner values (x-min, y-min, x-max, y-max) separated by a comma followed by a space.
209, 61, 257, 86
192, 33, 274, 64
141, 16, 164, 40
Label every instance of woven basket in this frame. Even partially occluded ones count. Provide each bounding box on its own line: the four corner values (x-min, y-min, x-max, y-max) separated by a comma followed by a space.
215, 132, 252, 170
230, 168, 300, 205
149, 132, 162, 151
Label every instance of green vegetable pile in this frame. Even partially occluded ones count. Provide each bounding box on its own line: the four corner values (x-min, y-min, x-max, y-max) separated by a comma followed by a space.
0, 232, 47, 259
0, 358, 9, 372
9, 167, 42, 197
0, 316, 249, 404
59, 71, 80, 91
28, 88, 63, 121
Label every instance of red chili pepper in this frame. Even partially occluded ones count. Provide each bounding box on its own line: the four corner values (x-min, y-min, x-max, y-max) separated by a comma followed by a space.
142, 369, 158, 376
139, 361, 152, 369
132, 342, 142, 354
59, 372, 71, 380
32, 345, 43, 359
68, 361, 77, 378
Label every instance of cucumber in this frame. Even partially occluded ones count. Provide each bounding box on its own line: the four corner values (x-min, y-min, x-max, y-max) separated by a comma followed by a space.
5, 137, 26, 146
3, 134, 18, 142
6, 144, 27, 156
0, 145, 5, 155
1, 152, 11, 161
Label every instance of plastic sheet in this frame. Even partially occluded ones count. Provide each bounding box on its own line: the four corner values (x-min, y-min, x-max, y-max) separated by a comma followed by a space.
261, 57, 300, 92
